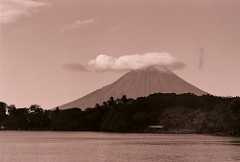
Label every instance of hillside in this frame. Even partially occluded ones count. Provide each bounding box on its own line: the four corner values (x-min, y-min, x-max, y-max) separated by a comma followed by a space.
58, 66, 207, 109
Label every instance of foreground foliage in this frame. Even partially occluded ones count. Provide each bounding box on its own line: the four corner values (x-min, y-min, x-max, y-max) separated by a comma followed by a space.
0, 93, 240, 136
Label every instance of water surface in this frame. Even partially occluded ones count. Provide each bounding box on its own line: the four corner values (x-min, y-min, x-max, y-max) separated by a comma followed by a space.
0, 131, 239, 162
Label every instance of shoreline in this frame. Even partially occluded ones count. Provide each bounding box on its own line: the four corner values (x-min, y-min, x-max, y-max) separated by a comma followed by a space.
0, 129, 239, 137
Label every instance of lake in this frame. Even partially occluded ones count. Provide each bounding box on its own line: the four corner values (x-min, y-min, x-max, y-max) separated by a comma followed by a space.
0, 131, 239, 162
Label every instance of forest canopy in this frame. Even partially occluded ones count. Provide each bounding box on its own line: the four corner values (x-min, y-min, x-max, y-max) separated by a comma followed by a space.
0, 93, 239, 136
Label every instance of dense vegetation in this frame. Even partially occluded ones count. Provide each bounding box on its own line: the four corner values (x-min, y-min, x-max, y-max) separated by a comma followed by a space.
0, 93, 240, 136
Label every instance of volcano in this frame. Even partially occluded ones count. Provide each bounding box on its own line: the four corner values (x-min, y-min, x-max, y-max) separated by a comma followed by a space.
58, 66, 207, 109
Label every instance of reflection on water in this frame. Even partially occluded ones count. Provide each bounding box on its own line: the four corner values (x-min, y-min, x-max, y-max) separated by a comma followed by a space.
0, 131, 239, 162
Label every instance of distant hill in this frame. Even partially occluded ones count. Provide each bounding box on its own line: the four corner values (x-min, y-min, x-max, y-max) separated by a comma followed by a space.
58, 66, 207, 109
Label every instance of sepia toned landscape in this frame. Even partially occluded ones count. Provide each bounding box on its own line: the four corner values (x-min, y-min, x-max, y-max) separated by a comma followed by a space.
1, 0, 240, 161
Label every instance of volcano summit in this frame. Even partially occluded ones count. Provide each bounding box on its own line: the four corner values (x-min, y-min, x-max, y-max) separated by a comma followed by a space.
58, 66, 207, 109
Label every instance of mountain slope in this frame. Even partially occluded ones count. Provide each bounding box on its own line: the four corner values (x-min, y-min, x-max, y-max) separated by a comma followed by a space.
58, 66, 207, 109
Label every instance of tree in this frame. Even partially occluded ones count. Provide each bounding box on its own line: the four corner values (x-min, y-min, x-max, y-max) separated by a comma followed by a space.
28, 104, 50, 130
29, 104, 43, 114
159, 107, 194, 130
121, 95, 128, 104
230, 98, 240, 116
0, 102, 7, 126
7, 105, 17, 116
107, 97, 116, 108
229, 98, 240, 135
7, 108, 29, 130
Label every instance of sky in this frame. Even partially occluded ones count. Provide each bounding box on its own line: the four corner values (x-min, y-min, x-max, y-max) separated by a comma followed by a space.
1, 0, 240, 109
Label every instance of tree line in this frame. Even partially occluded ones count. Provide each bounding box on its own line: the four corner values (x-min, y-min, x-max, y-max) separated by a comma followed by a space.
0, 93, 239, 136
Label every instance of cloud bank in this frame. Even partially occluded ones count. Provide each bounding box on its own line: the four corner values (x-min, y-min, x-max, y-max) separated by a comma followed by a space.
0, 0, 49, 24
62, 52, 185, 72
62, 63, 87, 72
61, 19, 95, 31
88, 52, 185, 72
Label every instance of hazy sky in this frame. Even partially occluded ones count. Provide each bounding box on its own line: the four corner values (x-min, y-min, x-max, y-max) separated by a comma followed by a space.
1, 0, 240, 108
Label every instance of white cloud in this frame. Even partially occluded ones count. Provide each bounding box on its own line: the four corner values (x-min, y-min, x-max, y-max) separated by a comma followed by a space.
61, 19, 95, 31
0, 0, 49, 24
88, 52, 185, 72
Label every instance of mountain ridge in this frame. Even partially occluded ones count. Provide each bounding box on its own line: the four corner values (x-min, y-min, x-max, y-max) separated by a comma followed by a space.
58, 66, 207, 109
